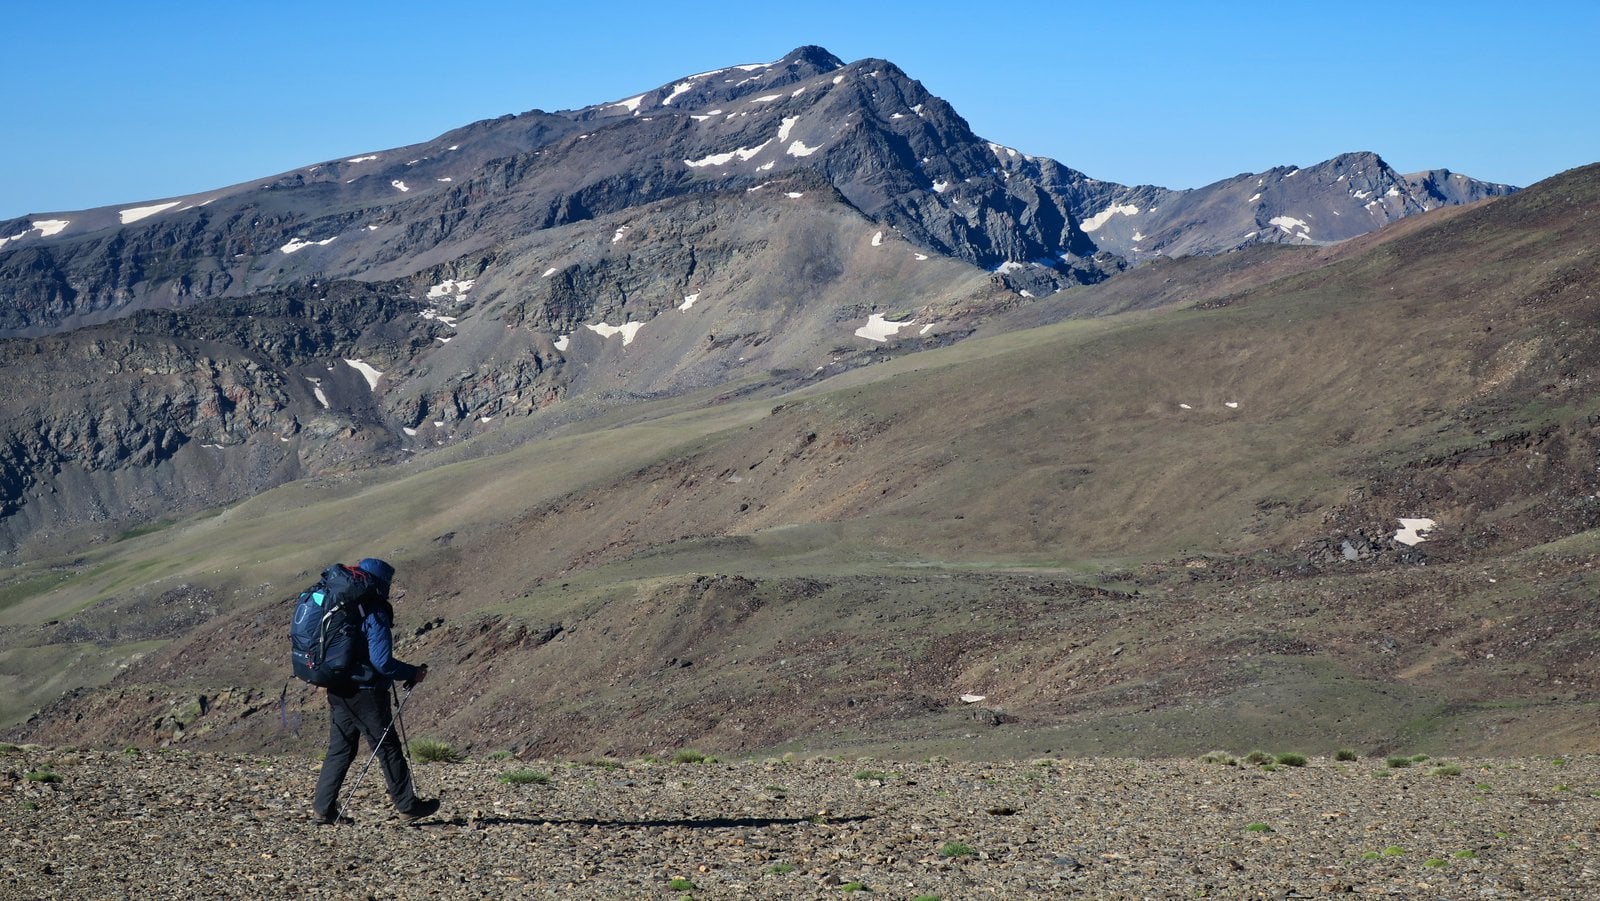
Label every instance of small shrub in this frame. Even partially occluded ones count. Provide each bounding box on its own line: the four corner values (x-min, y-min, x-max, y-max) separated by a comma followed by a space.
841, 883, 868, 893
1334, 748, 1359, 762
410, 739, 464, 763
1382, 846, 1405, 857
672, 749, 714, 765
1551, 757, 1568, 767
24, 770, 60, 784
667, 877, 696, 891
488, 750, 514, 761
1410, 754, 1430, 763
585, 757, 623, 769
1423, 858, 1446, 868
1261, 763, 1281, 773
1432, 764, 1463, 777
1453, 850, 1477, 859
767, 862, 797, 874
1360, 851, 1380, 860
766, 785, 789, 795
1385, 756, 1413, 769
498, 770, 550, 785
938, 841, 978, 858
1199, 751, 1236, 765
1243, 750, 1273, 766
123, 746, 141, 757
913, 896, 941, 901
1275, 752, 1308, 767
1245, 822, 1273, 833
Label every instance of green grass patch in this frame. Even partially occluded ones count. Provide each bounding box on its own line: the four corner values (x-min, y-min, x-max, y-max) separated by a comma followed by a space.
672, 749, 715, 765
1275, 752, 1308, 767
409, 738, 464, 763
1454, 849, 1477, 859
1199, 750, 1237, 765
1431, 764, 1463, 777
1424, 858, 1446, 868
1382, 846, 1405, 857
1245, 822, 1273, 833
938, 841, 977, 858
767, 862, 797, 874
0, 572, 74, 614
1385, 756, 1413, 768
667, 877, 696, 891
24, 770, 60, 783
1243, 750, 1274, 766
841, 881, 869, 892
1334, 748, 1360, 761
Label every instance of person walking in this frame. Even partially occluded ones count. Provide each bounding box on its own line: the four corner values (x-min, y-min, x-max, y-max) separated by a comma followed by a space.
310, 557, 440, 824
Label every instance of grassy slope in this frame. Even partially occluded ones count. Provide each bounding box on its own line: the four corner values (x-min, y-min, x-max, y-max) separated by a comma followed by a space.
7, 164, 1600, 759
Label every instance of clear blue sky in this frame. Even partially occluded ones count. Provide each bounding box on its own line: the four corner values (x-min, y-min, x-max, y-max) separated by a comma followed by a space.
3, 0, 1595, 220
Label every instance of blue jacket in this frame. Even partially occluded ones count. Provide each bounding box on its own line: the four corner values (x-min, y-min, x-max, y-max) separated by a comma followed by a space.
352, 598, 421, 689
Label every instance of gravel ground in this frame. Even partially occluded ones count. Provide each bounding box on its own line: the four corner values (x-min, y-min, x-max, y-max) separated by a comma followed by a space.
4, 746, 1597, 899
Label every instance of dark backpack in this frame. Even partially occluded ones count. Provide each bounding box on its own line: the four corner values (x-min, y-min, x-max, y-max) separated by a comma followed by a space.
289, 565, 373, 686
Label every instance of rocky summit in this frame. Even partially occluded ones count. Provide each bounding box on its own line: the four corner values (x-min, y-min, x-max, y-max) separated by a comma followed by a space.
0, 46, 1513, 556
3, 45, 1596, 775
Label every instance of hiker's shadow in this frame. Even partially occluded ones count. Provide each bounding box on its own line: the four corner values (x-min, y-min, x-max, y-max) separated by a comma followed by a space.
424, 814, 873, 829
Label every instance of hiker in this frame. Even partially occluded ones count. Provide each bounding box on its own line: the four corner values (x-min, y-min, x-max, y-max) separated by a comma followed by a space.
309, 557, 440, 824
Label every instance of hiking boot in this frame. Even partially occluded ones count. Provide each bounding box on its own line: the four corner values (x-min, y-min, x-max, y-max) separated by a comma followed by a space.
313, 807, 352, 826
401, 798, 440, 820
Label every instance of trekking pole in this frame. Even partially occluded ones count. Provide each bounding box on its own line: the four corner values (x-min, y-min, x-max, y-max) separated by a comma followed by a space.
336, 685, 415, 820
391, 682, 425, 797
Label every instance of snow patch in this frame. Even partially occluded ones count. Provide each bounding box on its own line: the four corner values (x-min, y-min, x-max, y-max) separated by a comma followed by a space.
391, 180, 410, 192
1080, 203, 1140, 232
344, 359, 383, 390
427, 278, 474, 299
855, 314, 915, 343
932, 180, 950, 193
1270, 216, 1312, 240
750, 93, 782, 103
777, 116, 800, 141
1248, 193, 1262, 203
684, 141, 770, 167
119, 201, 182, 224
679, 293, 699, 311
914, 253, 928, 261
1394, 517, 1436, 546
307, 378, 329, 408
662, 81, 696, 105
919, 323, 933, 335
871, 231, 884, 247
346, 155, 378, 163
541, 267, 558, 278
554, 335, 570, 351
993, 261, 1025, 275
0, 219, 72, 248
1225, 401, 1240, 409
281, 236, 337, 254
586, 321, 644, 345
614, 93, 646, 112
612, 226, 630, 243
785, 192, 804, 199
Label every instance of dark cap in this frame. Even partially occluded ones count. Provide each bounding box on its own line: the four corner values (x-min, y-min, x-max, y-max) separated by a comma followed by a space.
357, 557, 396, 586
